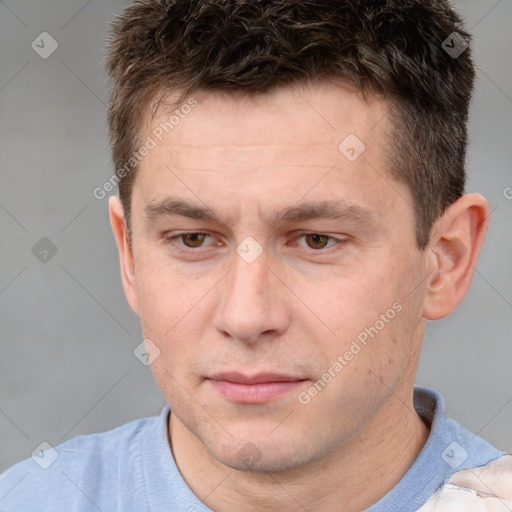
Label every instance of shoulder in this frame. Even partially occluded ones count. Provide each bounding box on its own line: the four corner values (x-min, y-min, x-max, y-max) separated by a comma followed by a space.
418, 454, 512, 511
0, 413, 162, 512
368, 388, 510, 512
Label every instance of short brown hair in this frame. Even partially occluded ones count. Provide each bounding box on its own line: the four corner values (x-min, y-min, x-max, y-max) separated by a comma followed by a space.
106, 0, 475, 249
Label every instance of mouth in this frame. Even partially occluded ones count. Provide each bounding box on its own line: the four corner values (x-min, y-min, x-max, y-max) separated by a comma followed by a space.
206, 372, 309, 404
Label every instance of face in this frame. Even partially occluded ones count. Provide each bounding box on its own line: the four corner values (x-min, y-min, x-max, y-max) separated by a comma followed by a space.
119, 82, 430, 472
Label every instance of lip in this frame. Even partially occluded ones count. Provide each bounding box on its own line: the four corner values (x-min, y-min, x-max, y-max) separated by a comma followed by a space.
207, 372, 308, 403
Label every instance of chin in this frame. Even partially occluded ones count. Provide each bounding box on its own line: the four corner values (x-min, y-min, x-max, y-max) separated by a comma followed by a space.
210, 436, 316, 473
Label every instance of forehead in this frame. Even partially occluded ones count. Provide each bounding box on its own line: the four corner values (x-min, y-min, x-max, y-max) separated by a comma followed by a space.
147, 81, 386, 149
132, 81, 412, 231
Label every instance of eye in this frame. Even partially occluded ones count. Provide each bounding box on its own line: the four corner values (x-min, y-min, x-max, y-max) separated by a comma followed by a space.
295, 233, 344, 250
164, 232, 218, 249
180, 233, 209, 248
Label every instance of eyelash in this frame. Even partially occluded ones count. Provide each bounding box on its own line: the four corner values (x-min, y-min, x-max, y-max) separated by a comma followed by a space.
162, 231, 347, 253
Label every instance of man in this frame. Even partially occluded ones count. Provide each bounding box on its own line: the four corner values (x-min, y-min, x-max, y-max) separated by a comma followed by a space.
1, 0, 511, 510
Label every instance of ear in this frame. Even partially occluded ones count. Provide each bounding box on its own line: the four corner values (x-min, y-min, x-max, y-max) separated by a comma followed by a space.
109, 195, 140, 315
422, 194, 489, 320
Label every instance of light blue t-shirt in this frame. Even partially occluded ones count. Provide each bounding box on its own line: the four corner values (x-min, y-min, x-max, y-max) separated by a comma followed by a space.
0, 387, 508, 511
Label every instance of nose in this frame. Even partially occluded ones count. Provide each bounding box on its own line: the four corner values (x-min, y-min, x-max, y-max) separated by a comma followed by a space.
212, 246, 291, 344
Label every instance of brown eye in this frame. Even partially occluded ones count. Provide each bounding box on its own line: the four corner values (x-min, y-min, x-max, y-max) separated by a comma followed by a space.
304, 234, 329, 249
181, 233, 207, 248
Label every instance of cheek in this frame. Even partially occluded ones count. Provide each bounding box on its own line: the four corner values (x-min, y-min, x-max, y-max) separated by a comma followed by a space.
308, 255, 420, 376
135, 243, 202, 317
133, 252, 210, 360
317, 267, 395, 335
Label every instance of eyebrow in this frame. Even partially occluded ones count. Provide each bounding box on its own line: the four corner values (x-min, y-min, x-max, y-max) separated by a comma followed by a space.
145, 198, 219, 222
144, 197, 377, 227
278, 201, 376, 226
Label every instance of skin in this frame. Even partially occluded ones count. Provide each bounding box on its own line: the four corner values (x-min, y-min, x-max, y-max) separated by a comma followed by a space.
109, 81, 489, 511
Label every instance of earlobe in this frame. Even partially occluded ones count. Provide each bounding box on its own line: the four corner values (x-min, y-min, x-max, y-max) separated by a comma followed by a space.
108, 195, 140, 315
422, 194, 489, 321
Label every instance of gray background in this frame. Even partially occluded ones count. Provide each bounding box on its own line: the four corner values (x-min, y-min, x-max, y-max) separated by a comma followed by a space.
0, 0, 511, 472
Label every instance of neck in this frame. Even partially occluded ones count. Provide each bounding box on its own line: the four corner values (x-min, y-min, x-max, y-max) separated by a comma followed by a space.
169, 389, 430, 512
